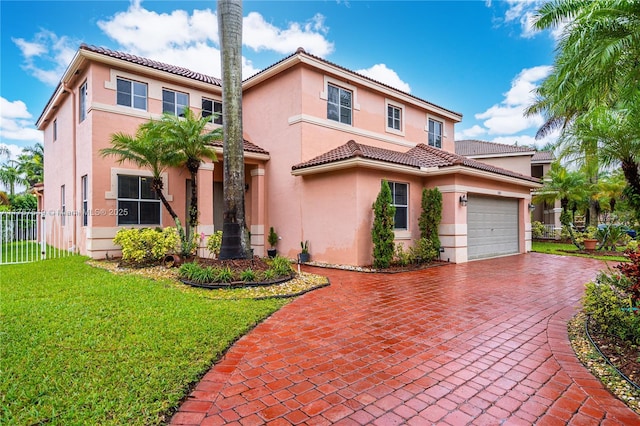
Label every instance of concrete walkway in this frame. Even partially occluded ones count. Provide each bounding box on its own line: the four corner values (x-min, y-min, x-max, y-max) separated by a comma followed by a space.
170, 253, 639, 425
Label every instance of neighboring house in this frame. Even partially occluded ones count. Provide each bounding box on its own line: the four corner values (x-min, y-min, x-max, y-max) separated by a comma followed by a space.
456, 140, 560, 238
36, 44, 541, 265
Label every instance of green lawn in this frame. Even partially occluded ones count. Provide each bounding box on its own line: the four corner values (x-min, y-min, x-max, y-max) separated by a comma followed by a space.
532, 240, 629, 262
0, 256, 288, 425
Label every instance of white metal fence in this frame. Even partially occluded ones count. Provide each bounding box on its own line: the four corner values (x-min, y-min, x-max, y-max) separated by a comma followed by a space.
0, 211, 76, 265
541, 224, 560, 240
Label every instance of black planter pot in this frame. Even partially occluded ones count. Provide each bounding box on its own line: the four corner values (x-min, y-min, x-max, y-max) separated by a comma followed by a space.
298, 252, 310, 263
267, 248, 277, 258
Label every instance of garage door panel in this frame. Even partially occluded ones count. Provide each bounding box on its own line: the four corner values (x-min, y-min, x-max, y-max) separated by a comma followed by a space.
467, 196, 519, 260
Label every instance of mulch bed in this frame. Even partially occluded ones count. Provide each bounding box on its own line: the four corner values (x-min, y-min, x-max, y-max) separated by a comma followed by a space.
586, 317, 639, 387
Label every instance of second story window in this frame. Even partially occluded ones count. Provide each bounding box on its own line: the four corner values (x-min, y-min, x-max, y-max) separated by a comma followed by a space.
162, 89, 188, 117
428, 118, 443, 149
387, 105, 401, 131
117, 78, 148, 110
327, 84, 352, 125
202, 98, 222, 124
79, 82, 87, 122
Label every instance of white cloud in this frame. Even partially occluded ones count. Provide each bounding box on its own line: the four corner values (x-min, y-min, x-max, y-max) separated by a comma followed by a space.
243, 12, 334, 57
12, 30, 77, 86
356, 64, 411, 93
473, 65, 551, 135
96, 2, 333, 78
455, 125, 486, 140
0, 98, 43, 145
0, 143, 27, 163
490, 129, 559, 149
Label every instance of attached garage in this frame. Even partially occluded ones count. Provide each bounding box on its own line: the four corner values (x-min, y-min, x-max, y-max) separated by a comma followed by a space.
467, 195, 519, 260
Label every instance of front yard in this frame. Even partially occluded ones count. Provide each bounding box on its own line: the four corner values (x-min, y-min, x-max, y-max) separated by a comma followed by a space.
532, 240, 629, 262
0, 256, 288, 425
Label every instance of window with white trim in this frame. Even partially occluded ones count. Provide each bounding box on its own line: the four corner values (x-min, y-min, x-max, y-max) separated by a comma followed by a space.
387, 104, 402, 131
81, 175, 88, 227
428, 118, 443, 149
162, 89, 189, 117
60, 185, 66, 226
79, 82, 87, 122
327, 83, 352, 125
117, 77, 148, 110
117, 175, 161, 225
389, 181, 408, 230
202, 98, 222, 124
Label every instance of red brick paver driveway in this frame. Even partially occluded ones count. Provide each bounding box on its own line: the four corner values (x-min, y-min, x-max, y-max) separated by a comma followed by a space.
171, 253, 639, 425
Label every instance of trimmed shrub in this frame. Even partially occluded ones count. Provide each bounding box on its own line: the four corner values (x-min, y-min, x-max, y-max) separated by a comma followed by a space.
419, 188, 442, 249
113, 227, 180, 264
408, 237, 439, 264
372, 180, 395, 268
531, 221, 545, 239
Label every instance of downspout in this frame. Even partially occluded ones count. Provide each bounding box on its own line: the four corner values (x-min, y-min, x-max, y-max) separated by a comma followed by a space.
63, 83, 77, 252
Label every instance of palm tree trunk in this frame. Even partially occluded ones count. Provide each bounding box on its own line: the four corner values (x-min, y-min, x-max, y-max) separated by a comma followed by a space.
152, 178, 178, 220
621, 158, 640, 220
218, 0, 248, 260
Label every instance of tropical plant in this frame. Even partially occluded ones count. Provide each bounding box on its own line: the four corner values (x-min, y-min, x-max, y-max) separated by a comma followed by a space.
218, 0, 249, 259
529, 0, 640, 219
300, 240, 309, 254
147, 108, 221, 239
372, 180, 395, 269
16, 143, 43, 186
113, 227, 180, 265
206, 230, 224, 258
100, 123, 192, 255
0, 160, 27, 196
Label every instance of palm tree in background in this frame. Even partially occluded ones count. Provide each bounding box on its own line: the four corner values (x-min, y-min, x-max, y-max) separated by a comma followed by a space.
17, 143, 44, 187
528, 0, 640, 219
218, 0, 248, 259
0, 160, 28, 197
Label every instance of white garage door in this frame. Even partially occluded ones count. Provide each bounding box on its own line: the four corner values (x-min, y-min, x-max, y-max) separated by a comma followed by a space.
467, 195, 519, 260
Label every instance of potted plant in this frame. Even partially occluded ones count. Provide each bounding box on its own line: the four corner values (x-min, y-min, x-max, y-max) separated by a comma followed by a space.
298, 240, 310, 263
582, 226, 598, 251
267, 227, 278, 258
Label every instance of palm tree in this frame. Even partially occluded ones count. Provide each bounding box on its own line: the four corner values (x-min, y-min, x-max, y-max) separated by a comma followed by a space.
148, 108, 221, 239
534, 162, 588, 215
100, 124, 182, 221
218, 0, 248, 260
0, 160, 28, 196
528, 0, 640, 219
596, 170, 627, 218
17, 143, 44, 186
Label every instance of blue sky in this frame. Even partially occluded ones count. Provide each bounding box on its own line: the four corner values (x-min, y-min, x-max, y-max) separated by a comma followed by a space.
0, 0, 561, 162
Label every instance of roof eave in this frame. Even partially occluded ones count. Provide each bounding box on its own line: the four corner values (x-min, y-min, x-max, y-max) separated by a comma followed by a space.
425, 165, 542, 188
463, 151, 536, 159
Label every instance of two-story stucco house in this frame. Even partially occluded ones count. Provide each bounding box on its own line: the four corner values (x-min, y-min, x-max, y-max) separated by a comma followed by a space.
36, 44, 541, 266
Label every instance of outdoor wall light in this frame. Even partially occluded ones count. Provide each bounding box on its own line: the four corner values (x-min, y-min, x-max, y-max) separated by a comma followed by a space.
528, 203, 536, 212
459, 194, 468, 206
245, 183, 249, 192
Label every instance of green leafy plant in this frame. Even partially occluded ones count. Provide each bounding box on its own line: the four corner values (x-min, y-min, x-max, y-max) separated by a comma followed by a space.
240, 269, 257, 282
206, 230, 223, 258
261, 269, 276, 281
268, 255, 294, 276
215, 266, 234, 283
583, 276, 640, 345
531, 221, 545, 239
300, 240, 309, 254
113, 227, 180, 265
394, 243, 411, 266
408, 237, 439, 264
372, 180, 395, 268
